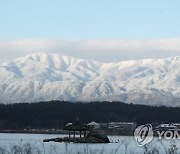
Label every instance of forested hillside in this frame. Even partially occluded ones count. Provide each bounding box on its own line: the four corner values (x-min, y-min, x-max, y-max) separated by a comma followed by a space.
0, 101, 179, 130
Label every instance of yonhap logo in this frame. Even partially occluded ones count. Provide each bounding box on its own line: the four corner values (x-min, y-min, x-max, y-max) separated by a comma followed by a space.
134, 124, 154, 146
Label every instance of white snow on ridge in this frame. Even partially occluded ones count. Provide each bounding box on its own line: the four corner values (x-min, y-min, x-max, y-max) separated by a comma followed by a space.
1, 53, 180, 107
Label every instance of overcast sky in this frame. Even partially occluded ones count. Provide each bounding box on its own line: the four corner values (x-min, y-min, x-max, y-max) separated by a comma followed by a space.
0, 0, 180, 62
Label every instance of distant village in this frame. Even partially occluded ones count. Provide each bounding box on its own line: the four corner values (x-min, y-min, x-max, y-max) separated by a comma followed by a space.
2, 121, 180, 136
85, 121, 136, 135
1, 121, 136, 135
32, 122, 180, 135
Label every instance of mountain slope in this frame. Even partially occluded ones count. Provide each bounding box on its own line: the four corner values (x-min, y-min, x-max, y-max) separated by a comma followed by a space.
1, 53, 180, 107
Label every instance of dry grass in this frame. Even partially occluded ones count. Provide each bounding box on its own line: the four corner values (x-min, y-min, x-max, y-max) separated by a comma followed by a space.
0, 140, 178, 154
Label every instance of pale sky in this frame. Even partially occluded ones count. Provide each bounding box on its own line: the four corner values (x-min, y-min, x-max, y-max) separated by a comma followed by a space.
0, 0, 180, 62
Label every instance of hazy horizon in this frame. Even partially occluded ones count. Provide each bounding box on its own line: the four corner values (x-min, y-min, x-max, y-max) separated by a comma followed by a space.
1, 0, 180, 62
1, 38, 180, 63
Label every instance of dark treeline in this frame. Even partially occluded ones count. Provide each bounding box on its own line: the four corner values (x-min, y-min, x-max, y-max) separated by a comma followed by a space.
0, 101, 180, 130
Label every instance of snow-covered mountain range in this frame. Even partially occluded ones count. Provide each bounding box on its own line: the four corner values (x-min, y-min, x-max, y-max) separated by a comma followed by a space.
1, 53, 180, 107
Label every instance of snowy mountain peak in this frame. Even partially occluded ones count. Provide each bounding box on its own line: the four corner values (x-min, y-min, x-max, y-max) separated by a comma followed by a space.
1, 53, 180, 107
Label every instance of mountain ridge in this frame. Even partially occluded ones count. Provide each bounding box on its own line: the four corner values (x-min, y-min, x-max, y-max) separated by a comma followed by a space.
1, 53, 180, 107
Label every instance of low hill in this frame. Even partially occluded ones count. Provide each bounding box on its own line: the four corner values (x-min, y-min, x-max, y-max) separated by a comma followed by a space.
0, 101, 179, 130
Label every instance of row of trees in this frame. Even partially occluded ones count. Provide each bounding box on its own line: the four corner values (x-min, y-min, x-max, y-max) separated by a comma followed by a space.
0, 101, 179, 129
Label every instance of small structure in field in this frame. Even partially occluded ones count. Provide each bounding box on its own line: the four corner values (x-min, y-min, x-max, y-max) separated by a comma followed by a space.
64, 120, 90, 138
87, 121, 100, 129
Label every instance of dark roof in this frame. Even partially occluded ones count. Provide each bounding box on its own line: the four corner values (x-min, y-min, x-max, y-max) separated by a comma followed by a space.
64, 121, 90, 131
